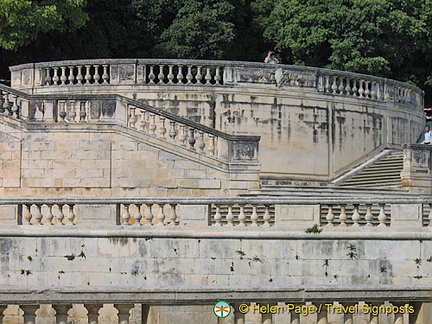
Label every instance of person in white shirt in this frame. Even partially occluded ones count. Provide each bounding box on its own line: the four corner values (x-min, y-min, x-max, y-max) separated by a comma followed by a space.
423, 125, 432, 144
264, 51, 279, 64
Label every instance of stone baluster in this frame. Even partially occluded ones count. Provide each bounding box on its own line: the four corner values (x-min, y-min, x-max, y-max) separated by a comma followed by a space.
324, 75, 330, 93
394, 311, 404, 324
226, 205, 234, 226
365, 205, 373, 227
34, 204, 43, 225
186, 66, 193, 84
168, 204, 177, 226
158, 65, 165, 84
21, 305, 39, 324
378, 204, 387, 227
52, 304, 71, 324
205, 67, 212, 84
215, 67, 222, 84
148, 66, 155, 84
196, 66, 203, 84
326, 205, 335, 227
84, 304, 103, 324
139, 111, 147, 133
11, 95, 19, 118
56, 204, 65, 225
364, 81, 370, 98
188, 128, 196, 150
169, 121, 177, 142
250, 205, 258, 226
93, 65, 101, 83
122, 204, 131, 225
345, 78, 351, 95
60, 66, 67, 85
352, 204, 360, 227
167, 65, 174, 84
76, 66, 83, 84
102, 65, 109, 83
339, 205, 347, 226
331, 77, 338, 94
53, 67, 60, 84
358, 80, 365, 97
68, 66, 76, 84
158, 117, 167, 139
79, 101, 87, 122
176, 65, 184, 84
23, 204, 32, 224
370, 81, 376, 99
149, 114, 157, 137
144, 204, 154, 226
66, 204, 76, 225
84, 65, 92, 84
0, 305, 6, 323
59, 101, 67, 122
129, 106, 137, 129
68, 100, 77, 122
428, 204, 432, 227
45, 67, 52, 85
45, 204, 54, 225
338, 77, 345, 94
134, 204, 142, 226
352, 80, 358, 96
208, 134, 215, 156
214, 205, 222, 226
198, 131, 205, 153
114, 304, 134, 324
238, 205, 246, 226
156, 204, 166, 225
263, 205, 271, 227
1, 91, 8, 115
179, 124, 187, 146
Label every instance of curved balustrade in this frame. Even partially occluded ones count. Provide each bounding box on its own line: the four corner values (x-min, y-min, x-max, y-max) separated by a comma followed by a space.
10, 59, 423, 108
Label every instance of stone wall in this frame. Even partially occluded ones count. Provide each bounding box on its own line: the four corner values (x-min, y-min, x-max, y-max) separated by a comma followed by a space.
10, 59, 424, 181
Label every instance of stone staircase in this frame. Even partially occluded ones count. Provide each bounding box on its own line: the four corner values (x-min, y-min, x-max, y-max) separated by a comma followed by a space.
338, 150, 404, 188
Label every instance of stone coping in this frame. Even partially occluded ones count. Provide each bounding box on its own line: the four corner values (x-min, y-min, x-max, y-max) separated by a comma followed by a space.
0, 285, 430, 304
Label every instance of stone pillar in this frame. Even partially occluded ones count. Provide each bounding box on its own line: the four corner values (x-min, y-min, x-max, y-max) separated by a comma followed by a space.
401, 144, 432, 193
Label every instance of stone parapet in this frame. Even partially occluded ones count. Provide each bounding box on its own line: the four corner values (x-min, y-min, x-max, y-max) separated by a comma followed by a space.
401, 144, 432, 193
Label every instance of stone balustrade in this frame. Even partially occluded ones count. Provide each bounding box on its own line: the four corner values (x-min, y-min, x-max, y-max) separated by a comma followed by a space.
0, 83, 260, 163
1, 197, 430, 229
0, 298, 428, 323
9, 59, 423, 109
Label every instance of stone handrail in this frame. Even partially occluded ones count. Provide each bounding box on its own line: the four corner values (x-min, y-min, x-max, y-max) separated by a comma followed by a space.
0, 83, 260, 162
10, 59, 423, 108
1, 196, 430, 229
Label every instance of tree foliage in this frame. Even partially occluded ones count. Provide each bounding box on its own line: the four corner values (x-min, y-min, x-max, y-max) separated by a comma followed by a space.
2, 0, 432, 103
0, 0, 89, 50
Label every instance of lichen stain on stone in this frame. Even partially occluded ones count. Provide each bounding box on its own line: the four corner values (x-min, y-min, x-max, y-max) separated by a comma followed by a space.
109, 237, 134, 246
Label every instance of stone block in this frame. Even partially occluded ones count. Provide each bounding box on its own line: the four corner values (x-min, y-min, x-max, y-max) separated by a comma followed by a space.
178, 205, 209, 226
0, 205, 16, 225
275, 204, 320, 226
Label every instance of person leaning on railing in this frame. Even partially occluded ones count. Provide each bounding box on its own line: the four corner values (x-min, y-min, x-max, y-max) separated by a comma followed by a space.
423, 125, 432, 144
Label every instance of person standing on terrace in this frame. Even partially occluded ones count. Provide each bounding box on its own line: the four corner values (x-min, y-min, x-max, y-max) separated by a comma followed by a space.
423, 125, 432, 144
264, 51, 279, 64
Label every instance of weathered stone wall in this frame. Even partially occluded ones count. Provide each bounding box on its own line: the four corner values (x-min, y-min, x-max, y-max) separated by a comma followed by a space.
0, 122, 259, 198
11, 60, 424, 181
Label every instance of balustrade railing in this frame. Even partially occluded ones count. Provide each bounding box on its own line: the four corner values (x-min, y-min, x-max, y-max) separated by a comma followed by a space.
1, 198, 430, 230
0, 300, 421, 324
9, 59, 423, 109
0, 83, 259, 162
320, 203, 391, 227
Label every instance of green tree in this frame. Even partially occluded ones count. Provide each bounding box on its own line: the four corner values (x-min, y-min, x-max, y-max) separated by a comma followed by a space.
254, 0, 432, 80
153, 0, 236, 59
0, 0, 89, 51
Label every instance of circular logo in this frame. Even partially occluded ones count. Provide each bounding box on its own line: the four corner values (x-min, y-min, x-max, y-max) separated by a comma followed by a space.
213, 301, 231, 318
